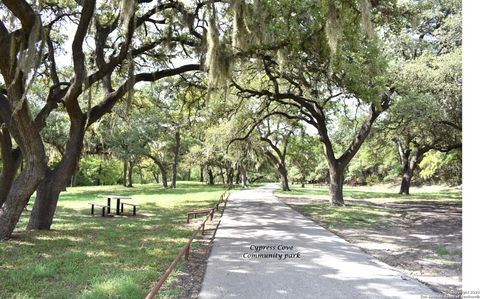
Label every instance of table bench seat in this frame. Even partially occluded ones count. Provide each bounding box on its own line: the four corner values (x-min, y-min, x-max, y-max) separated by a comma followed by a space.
120, 202, 140, 215
88, 203, 108, 216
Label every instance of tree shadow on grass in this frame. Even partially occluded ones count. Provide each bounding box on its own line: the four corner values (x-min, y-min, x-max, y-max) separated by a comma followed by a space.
1, 204, 210, 298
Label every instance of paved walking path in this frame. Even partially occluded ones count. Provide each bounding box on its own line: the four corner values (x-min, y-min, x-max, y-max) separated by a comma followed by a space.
199, 184, 437, 299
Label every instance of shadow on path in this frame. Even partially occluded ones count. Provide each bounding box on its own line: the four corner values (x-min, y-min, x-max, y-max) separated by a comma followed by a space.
199, 184, 437, 299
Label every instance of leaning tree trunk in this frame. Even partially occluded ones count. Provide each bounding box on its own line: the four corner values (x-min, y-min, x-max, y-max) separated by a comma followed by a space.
153, 172, 159, 184
0, 156, 46, 239
171, 130, 180, 189
159, 164, 168, 189
28, 118, 85, 230
0, 93, 49, 239
0, 128, 22, 207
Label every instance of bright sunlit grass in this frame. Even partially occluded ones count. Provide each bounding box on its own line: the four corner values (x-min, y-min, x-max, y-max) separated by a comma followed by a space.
0, 182, 228, 299
277, 184, 462, 203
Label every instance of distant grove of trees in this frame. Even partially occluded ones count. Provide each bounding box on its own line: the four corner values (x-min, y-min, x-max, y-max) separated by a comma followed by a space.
0, 0, 461, 240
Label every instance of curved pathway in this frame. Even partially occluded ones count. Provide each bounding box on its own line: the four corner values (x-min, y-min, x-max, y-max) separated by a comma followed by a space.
198, 184, 437, 299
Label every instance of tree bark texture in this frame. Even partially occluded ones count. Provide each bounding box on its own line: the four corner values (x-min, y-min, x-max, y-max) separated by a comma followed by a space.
395, 140, 426, 195
160, 165, 168, 189
123, 158, 128, 187
127, 160, 134, 187
207, 168, 215, 185
0, 128, 22, 207
171, 130, 180, 188
240, 166, 248, 188
0, 102, 48, 239
328, 163, 345, 206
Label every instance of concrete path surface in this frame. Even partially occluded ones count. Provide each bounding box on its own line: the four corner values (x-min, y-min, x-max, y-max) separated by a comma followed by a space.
198, 184, 437, 299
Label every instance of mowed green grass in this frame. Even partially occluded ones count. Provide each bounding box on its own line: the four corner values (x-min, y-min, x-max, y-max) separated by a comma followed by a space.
276, 184, 462, 229
278, 184, 462, 203
0, 182, 228, 299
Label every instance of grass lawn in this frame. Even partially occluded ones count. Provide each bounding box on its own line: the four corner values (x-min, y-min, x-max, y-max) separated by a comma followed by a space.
275, 184, 462, 230
0, 182, 229, 299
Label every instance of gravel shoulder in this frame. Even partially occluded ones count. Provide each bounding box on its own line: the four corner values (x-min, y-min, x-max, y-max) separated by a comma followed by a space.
277, 195, 462, 296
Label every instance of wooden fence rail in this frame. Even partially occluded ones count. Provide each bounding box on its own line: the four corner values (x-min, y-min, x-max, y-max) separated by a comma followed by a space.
145, 190, 230, 299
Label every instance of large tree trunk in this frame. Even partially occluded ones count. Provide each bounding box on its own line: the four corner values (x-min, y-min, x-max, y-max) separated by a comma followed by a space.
28, 118, 85, 230
240, 166, 248, 188
235, 167, 241, 185
0, 0, 53, 240
0, 136, 46, 239
171, 130, 180, 188
315, 89, 393, 206
219, 167, 225, 184
0, 93, 49, 239
0, 157, 46, 239
147, 155, 168, 189
0, 128, 22, 207
399, 170, 412, 195
127, 160, 134, 187
328, 165, 345, 206
123, 158, 128, 187
207, 168, 215, 185
279, 166, 290, 191
199, 165, 204, 183
159, 164, 168, 189
396, 141, 425, 195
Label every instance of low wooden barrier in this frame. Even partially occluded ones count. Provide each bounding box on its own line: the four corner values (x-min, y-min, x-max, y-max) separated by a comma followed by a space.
145, 190, 230, 299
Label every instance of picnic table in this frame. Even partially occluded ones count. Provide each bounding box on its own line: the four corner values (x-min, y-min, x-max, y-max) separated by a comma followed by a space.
98, 194, 132, 215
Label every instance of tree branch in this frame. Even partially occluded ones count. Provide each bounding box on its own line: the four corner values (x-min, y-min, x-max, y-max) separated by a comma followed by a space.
87, 64, 200, 126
